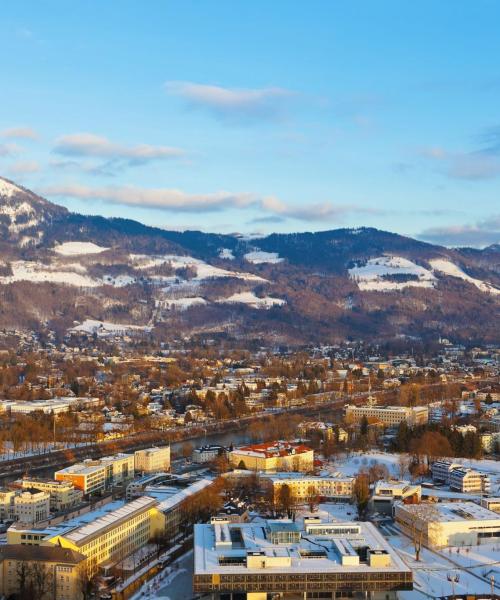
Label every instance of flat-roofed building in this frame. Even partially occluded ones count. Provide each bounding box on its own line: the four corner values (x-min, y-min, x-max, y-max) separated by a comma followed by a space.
345, 404, 428, 426
193, 519, 412, 599
55, 453, 134, 495
0, 545, 86, 600
261, 472, 354, 503
134, 446, 171, 473
18, 478, 83, 512
431, 460, 462, 484
192, 444, 228, 464
370, 480, 421, 514
395, 501, 500, 548
481, 497, 500, 513
229, 441, 314, 472
449, 468, 490, 494
13, 489, 50, 524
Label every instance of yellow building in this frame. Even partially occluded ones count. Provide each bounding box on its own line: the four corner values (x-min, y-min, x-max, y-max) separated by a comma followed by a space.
134, 446, 171, 474
344, 404, 428, 427
45, 496, 165, 577
0, 545, 86, 600
229, 442, 314, 472
20, 478, 83, 512
263, 473, 354, 503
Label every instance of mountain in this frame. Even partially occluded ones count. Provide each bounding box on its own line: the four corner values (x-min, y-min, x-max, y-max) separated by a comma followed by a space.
0, 176, 498, 345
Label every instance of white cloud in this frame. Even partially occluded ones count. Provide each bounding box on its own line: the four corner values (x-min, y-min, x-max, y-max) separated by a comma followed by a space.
53, 133, 184, 165
44, 182, 381, 222
8, 160, 40, 174
419, 215, 500, 247
2, 127, 39, 140
165, 81, 294, 121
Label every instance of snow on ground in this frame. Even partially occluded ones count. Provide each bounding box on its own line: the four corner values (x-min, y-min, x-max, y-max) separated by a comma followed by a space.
0, 261, 101, 287
69, 320, 150, 336
161, 297, 207, 311
218, 248, 235, 260
217, 291, 286, 309
0, 177, 22, 197
131, 253, 267, 283
322, 451, 402, 478
349, 256, 436, 291
53, 241, 110, 256
429, 258, 500, 295
387, 528, 493, 599
244, 250, 283, 264
101, 274, 136, 287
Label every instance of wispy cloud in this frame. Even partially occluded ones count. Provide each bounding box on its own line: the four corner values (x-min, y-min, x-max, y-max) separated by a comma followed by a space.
423, 125, 500, 180
419, 215, 500, 247
53, 133, 184, 169
43, 182, 381, 223
2, 126, 39, 140
165, 81, 295, 122
8, 160, 40, 175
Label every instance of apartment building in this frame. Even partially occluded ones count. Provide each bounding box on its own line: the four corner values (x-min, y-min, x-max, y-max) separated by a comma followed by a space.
262, 473, 354, 503
134, 446, 171, 473
193, 519, 412, 598
449, 468, 491, 494
0, 488, 50, 524
431, 460, 462, 483
395, 501, 500, 548
0, 545, 86, 600
192, 444, 228, 464
13, 490, 50, 524
19, 478, 83, 512
344, 404, 429, 427
370, 480, 421, 514
55, 453, 134, 495
229, 441, 314, 472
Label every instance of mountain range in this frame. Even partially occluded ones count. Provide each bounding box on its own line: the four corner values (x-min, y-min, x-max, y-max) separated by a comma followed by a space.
0, 176, 498, 345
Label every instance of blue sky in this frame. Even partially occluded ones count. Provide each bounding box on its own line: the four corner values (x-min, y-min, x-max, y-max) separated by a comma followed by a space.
1, 1, 499, 246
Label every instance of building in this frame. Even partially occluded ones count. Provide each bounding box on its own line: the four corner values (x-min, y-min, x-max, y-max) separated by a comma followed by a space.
229, 441, 314, 472
0, 397, 101, 415
370, 480, 421, 514
192, 444, 228, 464
18, 478, 83, 512
431, 461, 491, 494
395, 501, 500, 548
0, 488, 50, 524
126, 472, 169, 499
7, 496, 166, 578
448, 468, 491, 494
134, 446, 171, 473
481, 497, 500, 513
344, 404, 428, 427
54, 453, 134, 495
262, 473, 354, 503
0, 545, 86, 600
13, 489, 50, 524
431, 460, 462, 484
193, 519, 412, 599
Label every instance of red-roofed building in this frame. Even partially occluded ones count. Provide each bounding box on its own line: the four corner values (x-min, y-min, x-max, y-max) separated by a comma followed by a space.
229, 441, 314, 472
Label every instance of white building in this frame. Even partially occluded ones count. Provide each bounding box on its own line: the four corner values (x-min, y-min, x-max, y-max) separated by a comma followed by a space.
344, 404, 428, 427
134, 446, 171, 473
395, 501, 500, 548
192, 445, 228, 464
448, 468, 490, 494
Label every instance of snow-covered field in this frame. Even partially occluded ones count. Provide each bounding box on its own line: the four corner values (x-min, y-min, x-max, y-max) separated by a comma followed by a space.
244, 250, 283, 264
349, 254, 500, 294
69, 319, 151, 336
53, 241, 109, 256
0, 261, 102, 287
218, 248, 235, 260
349, 256, 436, 291
430, 258, 500, 295
217, 291, 286, 309
160, 297, 207, 311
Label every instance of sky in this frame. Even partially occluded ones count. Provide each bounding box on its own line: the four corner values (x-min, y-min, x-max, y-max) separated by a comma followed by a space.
1, 1, 499, 247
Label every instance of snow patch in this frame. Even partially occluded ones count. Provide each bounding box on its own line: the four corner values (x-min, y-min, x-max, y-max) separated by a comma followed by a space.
429, 258, 500, 295
0, 178, 22, 198
219, 248, 235, 260
244, 250, 283, 264
217, 291, 286, 309
53, 241, 109, 256
159, 297, 207, 311
69, 320, 150, 336
0, 261, 101, 287
101, 274, 136, 287
349, 256, 436, 291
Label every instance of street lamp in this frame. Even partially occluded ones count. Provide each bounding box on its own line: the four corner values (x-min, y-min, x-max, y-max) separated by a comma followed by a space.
447, 572, 460, 600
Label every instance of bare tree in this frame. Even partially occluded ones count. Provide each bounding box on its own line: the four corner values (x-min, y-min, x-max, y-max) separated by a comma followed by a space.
397, 454, 411, 480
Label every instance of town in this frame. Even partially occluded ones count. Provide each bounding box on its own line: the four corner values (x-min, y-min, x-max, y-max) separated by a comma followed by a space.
0, 328, 497, 600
